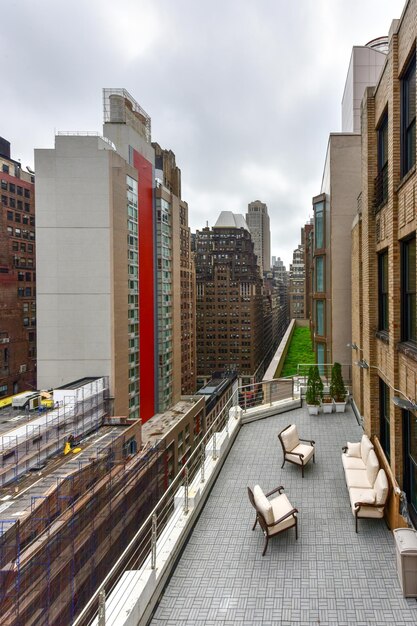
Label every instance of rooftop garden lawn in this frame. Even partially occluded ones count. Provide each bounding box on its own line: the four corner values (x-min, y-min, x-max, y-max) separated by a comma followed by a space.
278, 326, 315, 378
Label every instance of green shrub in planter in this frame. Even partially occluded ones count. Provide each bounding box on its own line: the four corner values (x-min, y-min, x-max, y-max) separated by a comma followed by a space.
330, 362, 346, 402
306, 365, 323, 405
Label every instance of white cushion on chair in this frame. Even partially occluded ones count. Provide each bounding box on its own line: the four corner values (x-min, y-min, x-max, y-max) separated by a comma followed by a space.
269, 493, 296, 536
287, 443, 314, 465
345, 468, 372, 489
253, 485, 274, 525
360, 435, 374, 464
280, 425, 299, 452
374, 469, 389, 505
366, 449, 379, 487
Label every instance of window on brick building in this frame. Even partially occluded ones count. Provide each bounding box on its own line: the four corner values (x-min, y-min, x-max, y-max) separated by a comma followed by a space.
401, 54, 416, 177
315, 256, 324, 292
375, 111, 388, 210
314, 200, 324, 249
401, 237, 416, 343
316, 300, 325, 336
378, 250, 389, 332
379, 378, 390, 461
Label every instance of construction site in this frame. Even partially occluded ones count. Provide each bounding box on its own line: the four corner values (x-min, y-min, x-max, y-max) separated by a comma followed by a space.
0, 377, 166, 626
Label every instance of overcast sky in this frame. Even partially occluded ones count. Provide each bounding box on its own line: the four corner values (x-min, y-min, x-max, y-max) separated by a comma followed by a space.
2, 0, 406, 267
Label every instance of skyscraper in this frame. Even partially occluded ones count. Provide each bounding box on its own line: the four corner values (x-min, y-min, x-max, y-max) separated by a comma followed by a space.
246, 200, 271, 273
195, 211, 264, 387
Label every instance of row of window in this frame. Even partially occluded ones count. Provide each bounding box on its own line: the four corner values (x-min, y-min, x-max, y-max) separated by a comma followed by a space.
1, 179, 31, 197
7, 210, 34, 225
378, 238, 416, 343
2, 196, 31, 211
7, 227, 35, 240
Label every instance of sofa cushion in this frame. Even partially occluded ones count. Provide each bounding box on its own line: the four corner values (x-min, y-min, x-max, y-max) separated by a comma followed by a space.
366, 449, 379, 487
280, 425, 299, 452
342, 454, 366, 470
360, 435, 374, 464
253, 485, 274, 526
287, 443, 314, 465
346, 442, 361, 457
349, 487, 384, 518
374, 469, 389, 505
269, 493, 296, 536
345, 468, 372, 489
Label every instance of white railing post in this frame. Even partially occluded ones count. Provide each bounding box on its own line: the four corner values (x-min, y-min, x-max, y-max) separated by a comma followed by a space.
183, 467, 189, 514
98, 589, 106, 625
212, 432, 218, 461
151, 513, 157, 569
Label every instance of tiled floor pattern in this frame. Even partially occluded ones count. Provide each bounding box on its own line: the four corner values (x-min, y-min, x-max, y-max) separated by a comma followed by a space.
149, 405, 417, 625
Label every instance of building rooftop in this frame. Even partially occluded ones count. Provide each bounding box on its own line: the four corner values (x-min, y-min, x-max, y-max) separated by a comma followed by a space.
214, 211, 250, 231
141, 397, 202, 445
149, 405, 417, 625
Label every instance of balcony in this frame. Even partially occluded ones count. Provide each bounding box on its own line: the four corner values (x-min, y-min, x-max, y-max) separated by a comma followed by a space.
77, 388, 416, 626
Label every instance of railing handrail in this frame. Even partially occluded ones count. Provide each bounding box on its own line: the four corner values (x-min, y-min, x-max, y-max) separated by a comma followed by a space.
72, 378, 297, 625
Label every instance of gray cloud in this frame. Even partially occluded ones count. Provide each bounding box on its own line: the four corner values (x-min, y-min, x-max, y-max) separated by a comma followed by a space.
2, 0, 405, 266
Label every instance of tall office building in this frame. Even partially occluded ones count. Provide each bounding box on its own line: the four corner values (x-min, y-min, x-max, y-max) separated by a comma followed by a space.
153, 143, 196, 410
36, 89, 196, 422
246, 200, 271, 273
36, 90, 155, 421
0, 138, 36, 396
195, 212, 264, 387
289, 242, 305, 319
310, 39, 388, 369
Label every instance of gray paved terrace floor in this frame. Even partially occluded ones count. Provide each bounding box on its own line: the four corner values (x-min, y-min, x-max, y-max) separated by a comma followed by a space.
150, 404, 417, 626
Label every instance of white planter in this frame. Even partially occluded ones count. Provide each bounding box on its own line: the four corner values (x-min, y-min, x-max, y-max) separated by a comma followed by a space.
334, 401, 346, 413
307, 404, 320, 415
321, 401, 334, 414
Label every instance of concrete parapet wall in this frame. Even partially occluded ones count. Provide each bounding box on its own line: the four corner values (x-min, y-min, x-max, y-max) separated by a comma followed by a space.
263, 319, 296, 381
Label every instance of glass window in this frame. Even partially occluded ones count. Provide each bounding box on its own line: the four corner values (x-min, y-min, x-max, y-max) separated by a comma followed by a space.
316, 300, 324, 336
378, 250, 389, 332
315, 256, 324, 292
402, 238, 416, 342
314, 201, 324, 248
401, 54, 416, 177
317, 343, 325, 375
379, 378, 390, 461
375, 112, 388, 209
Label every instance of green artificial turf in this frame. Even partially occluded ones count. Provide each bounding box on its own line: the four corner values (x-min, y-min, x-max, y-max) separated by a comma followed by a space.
278, 326, 315, 378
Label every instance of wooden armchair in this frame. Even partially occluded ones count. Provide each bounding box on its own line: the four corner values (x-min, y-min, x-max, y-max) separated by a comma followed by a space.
247, 484, 298, 556
278, 424, 315, 477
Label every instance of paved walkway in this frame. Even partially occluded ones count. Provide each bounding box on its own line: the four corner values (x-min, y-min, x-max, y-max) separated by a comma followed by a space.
150, 405, 417, 625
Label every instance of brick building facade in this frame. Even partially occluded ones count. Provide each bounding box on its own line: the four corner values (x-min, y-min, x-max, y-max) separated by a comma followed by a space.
352, 0, 417, 526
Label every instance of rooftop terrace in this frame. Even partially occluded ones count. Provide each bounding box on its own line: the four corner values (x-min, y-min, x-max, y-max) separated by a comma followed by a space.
149, 405, 417, 625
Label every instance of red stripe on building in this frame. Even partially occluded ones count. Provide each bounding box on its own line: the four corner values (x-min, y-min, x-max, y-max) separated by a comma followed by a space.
133, 149, 155, 423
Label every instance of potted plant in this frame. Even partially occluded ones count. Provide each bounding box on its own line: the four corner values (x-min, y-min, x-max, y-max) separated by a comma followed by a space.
330, 362, 347, 412
321, 393, 334, 414
305, 365, 323, 415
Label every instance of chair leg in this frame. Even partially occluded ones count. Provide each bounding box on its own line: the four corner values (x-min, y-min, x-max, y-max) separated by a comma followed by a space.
295, 519, 298, 540
262, 535, 269, 556
301, 463, 304, 478
313, 453, 315, 464
355, 514, 358, 533
281, 458, 286, 469
252, 515, 257, 531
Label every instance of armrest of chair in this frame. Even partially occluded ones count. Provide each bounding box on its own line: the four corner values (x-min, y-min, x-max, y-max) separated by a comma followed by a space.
342, 445, 348, 453
267, 507, 298, 528
265, 485, 285, 498
299, 438, 315, 446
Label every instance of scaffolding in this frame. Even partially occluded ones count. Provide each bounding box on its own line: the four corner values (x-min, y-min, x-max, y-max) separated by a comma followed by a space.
103, 88, 151, 143
0, 377, 108, 487
0, 436, 166, 626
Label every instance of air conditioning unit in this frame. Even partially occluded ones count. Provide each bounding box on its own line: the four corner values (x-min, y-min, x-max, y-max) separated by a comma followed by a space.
19, 364, 27, 373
